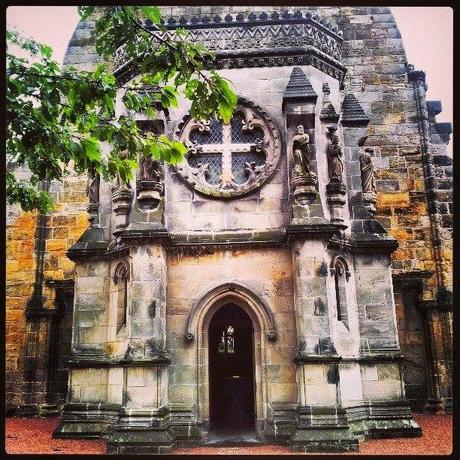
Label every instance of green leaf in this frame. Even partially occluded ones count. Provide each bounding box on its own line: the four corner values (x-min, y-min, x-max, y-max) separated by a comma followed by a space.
82, 137, 101, 162
78, 6, 95, 20
139, 6, 162, 24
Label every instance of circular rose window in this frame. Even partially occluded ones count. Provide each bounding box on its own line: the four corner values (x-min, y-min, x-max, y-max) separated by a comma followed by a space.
175, 99, 281, 198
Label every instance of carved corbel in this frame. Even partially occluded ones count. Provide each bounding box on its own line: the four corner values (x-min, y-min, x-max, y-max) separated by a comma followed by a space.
136, 157, 164, 210
112, 185, 133, 234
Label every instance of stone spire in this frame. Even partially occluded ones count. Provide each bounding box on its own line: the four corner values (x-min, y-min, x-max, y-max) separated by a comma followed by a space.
283, 67, 317, 108
340, 93, 369, 125
319, 83, 339, 123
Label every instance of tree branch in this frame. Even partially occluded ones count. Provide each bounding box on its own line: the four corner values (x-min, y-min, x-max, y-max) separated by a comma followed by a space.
126, 10, 214, 86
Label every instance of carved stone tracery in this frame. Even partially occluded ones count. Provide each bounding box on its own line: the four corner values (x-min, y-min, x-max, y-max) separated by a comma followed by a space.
176, 100, 281, 199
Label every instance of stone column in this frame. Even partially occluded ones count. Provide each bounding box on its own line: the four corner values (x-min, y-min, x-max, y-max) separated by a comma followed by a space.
288, 238, 357, 452
71, 260, 111, 356
353, 252, 421, 437
105, 241, 174, 454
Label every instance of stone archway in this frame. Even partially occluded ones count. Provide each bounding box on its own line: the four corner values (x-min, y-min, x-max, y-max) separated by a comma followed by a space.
185, 283, 277, 437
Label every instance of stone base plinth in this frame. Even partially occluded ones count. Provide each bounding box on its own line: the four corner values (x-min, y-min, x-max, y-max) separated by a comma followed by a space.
289, 428, 358, 452
106, 427, 175, 455
52, 402, 121, 439
346, 400, 422, 439
289, 406, 358, 452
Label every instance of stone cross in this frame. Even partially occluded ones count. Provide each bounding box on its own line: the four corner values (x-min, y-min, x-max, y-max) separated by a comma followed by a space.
190, 122, 261, 187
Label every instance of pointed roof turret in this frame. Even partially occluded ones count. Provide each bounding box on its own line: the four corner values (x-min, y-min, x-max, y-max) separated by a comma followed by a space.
283, 67, 317, 109
340, 94, 369, 126
319, 83, 339, 123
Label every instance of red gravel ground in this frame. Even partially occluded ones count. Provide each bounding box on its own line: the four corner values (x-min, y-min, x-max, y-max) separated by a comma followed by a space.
4, 414, 452, 455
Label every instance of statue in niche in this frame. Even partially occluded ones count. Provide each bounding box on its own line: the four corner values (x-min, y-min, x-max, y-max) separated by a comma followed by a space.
359, 148, 376, 193
292, 124, 312, 175
87, 169, 100, 204
140, 156, 162, 183
358, 138, 377, 216
326, 127, 343, 183
291, 124, 317, 205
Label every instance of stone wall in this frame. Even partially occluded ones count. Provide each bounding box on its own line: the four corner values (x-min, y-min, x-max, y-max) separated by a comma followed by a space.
166, 247, 297, 423
6, 173, 88, 412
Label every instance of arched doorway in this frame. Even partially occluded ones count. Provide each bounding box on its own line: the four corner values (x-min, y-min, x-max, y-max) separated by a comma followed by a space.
209, 303, 255, 434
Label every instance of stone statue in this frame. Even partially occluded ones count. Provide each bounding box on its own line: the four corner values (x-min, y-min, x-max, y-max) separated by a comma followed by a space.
87, 169, 100, 204
359, 148, 376, 193
140, 157, 162, 183
326, 127, 343, 183
292, 125, 312, 175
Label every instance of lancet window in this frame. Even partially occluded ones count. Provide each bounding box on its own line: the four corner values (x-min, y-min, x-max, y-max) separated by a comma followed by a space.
113, 262, 129, 333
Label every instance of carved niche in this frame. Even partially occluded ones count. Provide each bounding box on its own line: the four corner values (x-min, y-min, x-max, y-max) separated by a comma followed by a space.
175, 99, 281, 198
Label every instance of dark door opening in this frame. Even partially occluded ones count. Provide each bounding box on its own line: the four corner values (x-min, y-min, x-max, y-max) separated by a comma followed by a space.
209, 303, 255, 434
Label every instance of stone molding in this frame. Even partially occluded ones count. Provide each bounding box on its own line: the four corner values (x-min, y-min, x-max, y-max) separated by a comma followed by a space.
327, 234, 398, 254
66, 355, 172, 368
184, 282, 278, 343
113, 10, 346, 85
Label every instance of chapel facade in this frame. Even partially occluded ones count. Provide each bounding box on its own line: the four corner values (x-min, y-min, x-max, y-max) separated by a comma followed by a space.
6, 6, 453, 454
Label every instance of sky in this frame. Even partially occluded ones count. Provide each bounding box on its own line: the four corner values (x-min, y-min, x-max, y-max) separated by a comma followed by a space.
6, 6, 453, 145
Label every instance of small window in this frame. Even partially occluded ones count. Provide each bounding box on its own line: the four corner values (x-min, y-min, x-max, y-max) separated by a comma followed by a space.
333, 259, 350, 329
218, 325, 235, 354
113, 263, 129, 333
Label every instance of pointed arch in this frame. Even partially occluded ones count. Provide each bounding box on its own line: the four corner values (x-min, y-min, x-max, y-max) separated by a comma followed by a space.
184, 282, 277, 343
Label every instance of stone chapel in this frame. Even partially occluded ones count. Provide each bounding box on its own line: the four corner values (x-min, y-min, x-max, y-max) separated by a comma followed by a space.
6, 6, 453, 454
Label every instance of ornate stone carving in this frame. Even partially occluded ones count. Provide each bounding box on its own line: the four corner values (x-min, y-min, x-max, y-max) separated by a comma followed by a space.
137, 157, 164, 210
291, 125, 317, 204
293, 125, 312, 176
359, 138, 377, 216
359, 150, 376, 193
114, 10, 346, 85
267, 329, 278, 342
184, 332, 195, 343
175, 99, 281, 199
112, 185, 133, 234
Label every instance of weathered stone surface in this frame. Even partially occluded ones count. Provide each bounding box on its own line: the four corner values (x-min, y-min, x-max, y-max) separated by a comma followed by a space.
8, 5, 452, 453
